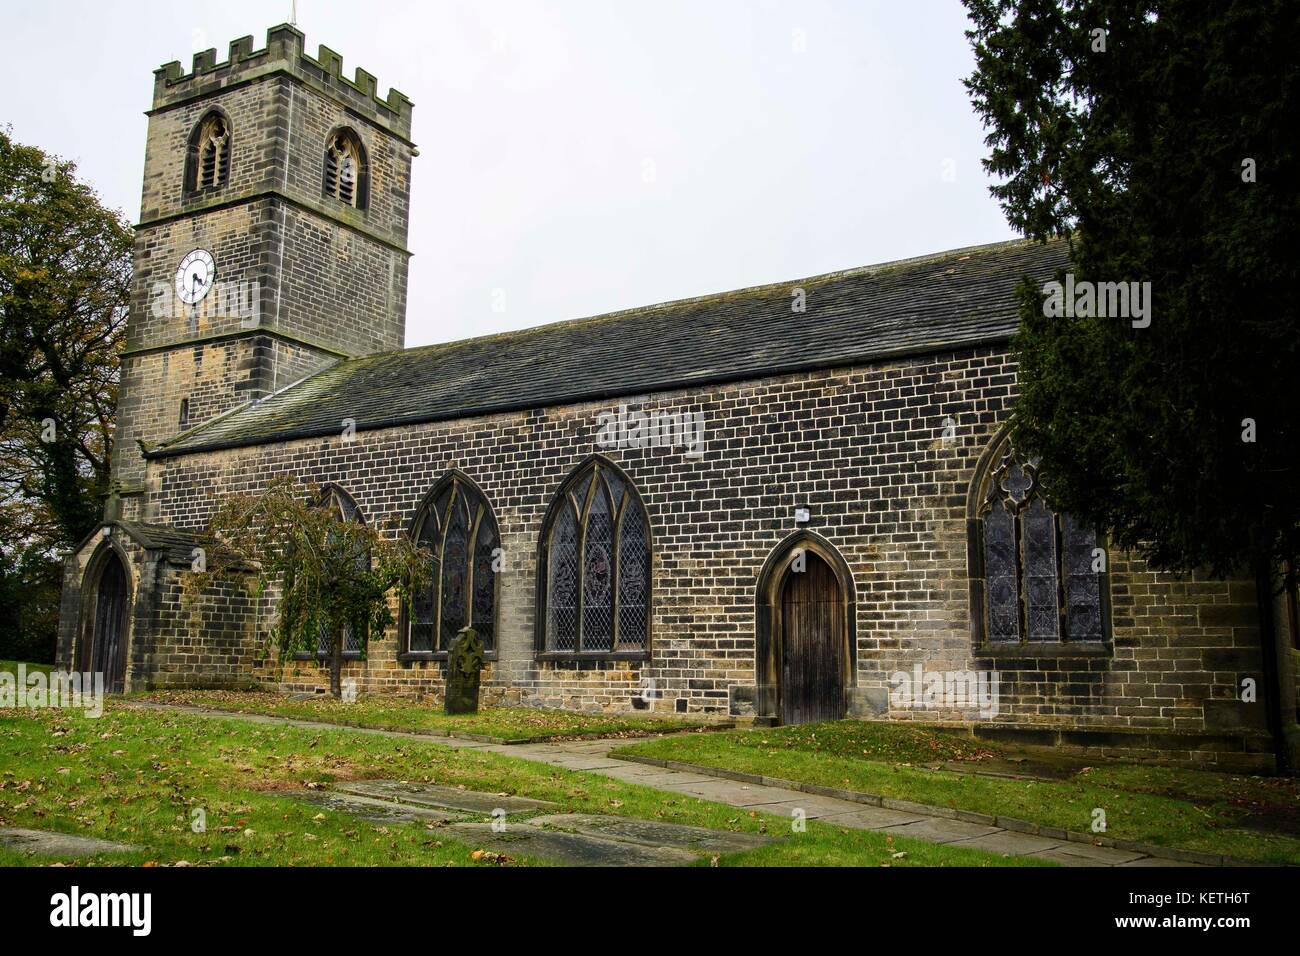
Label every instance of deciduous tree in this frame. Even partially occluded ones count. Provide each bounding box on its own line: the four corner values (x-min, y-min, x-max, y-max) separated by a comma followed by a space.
0, 126, 132, 662
195, 477, 430, 698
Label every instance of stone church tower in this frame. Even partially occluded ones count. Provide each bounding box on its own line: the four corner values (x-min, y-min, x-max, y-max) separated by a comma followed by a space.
112, 24, 415, 520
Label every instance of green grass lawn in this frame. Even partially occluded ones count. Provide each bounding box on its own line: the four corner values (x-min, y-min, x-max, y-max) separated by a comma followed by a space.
612, 721, 1300, 864
0, 661, 53, 676
135, 688, 711, 741
0, 704, 1046, 867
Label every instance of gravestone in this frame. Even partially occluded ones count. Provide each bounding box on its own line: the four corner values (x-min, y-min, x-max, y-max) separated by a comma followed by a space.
337, 780, 554, 815
0, 828, 138, 858
444, 626, 484, 715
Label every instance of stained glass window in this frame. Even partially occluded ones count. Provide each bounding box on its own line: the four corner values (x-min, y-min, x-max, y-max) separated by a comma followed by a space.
410, 499, 440, 652
976, 445, 1107, 645
617, 499, 649, 650
1022, 499, 1060, 640
314, 486, 368, 657
473, 520, 497, 648
440, 498, 469, 648
548, 507, 579, 651
408, 473, 499, 654
1062, 514, 1104, 640
605, 470, 626, 511
983, 506, 1019, 642
582, 487, 614, 652
541, 461, 650, 654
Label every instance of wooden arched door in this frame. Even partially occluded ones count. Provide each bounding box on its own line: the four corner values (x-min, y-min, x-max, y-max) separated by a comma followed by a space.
90, 552, 130, 693
778, 552, 847, 724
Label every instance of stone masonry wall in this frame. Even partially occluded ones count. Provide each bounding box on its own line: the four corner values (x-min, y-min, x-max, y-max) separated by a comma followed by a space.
138, 344, 1272, 754
145, 570, 263, 689
116, 322, 338, 501
275, 202, 408, 355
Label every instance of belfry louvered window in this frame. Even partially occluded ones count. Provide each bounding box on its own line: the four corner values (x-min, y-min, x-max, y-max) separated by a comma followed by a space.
324, 129, 367, 209
408, 473, 499, 654
300, 485, 368, 659
971, 439, 1109, 646
538, 459, 650, 656
187, 112, 230, 194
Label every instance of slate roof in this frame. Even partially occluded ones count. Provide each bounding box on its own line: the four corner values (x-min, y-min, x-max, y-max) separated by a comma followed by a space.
116, 521, 214, 564
152, 237, 1069, 458
106, 520, 261, 569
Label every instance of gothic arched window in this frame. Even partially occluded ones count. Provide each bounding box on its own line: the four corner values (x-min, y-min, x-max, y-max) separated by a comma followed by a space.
301, 484, 368, 658
408, 472, 499, 654
969, 437, 1109, 646
538, 458, 650, 657
323, 129, 368, 210
186, 111, 231, 194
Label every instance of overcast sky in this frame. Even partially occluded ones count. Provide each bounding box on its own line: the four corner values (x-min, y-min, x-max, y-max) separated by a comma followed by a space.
0, 0, 1016, 348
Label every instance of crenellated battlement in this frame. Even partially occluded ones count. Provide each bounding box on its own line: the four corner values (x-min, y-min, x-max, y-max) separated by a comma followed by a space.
152, 23, 413, 136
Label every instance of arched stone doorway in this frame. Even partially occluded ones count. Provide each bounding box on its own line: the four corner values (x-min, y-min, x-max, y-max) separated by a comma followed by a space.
756, 532, 856, 725
83, 548, 131, 693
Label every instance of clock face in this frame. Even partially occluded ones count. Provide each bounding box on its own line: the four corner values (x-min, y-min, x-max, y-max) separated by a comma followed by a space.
175, 249, 216, 305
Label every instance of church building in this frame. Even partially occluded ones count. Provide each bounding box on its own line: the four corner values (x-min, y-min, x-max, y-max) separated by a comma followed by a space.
56, 25, 1299, 771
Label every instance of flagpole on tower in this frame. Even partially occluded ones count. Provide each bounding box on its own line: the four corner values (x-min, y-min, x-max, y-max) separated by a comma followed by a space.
291, 1, 298, 27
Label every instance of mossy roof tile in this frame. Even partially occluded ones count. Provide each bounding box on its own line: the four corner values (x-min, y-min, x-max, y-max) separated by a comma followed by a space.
152, 237, 1068, 457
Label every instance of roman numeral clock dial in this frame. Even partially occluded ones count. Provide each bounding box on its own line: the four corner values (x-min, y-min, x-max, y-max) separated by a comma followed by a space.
175, 248, 216, 305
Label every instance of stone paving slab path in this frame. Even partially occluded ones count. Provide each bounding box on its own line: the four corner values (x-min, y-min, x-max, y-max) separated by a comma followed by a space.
814, 806, 928, 830
590, 763, 678, 781
661, 778, 813, 807
954, 830, 1065, 857
885, 817, 1004, 845
622, 772, 723, 787
127, 702, 1205, 867
1026, 842, 1149, 866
